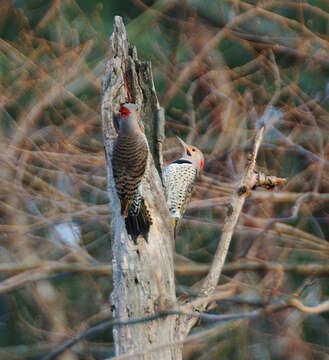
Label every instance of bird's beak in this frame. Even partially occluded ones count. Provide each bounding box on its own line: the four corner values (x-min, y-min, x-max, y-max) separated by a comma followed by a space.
176, 136, 189, 152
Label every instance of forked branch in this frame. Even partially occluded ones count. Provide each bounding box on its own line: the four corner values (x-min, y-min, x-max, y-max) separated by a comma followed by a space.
179, 117, 286, 337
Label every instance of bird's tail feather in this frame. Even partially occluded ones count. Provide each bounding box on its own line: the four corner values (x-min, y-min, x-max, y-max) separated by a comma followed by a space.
125, 198, 152, 243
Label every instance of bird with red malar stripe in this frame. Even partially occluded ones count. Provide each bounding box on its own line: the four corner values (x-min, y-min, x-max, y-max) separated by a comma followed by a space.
163, 136, 204, 238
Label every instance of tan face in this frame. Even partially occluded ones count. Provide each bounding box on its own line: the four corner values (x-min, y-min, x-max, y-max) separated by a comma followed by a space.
176, 136, 204, 172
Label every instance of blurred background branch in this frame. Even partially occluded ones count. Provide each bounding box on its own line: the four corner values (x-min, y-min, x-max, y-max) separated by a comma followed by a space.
1, 0, 328, 359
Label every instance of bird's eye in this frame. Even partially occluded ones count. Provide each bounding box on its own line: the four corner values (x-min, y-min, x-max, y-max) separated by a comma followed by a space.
120, 106, 131, 119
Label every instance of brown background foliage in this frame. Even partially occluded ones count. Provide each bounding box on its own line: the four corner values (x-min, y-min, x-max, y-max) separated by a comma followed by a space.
0, 0, 328, 359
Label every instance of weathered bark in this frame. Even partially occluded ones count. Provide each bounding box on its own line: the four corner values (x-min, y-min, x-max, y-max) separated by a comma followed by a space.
102, 16, 180, 360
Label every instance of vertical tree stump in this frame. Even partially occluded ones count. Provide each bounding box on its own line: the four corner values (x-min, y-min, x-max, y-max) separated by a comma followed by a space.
101, 16, 181, 360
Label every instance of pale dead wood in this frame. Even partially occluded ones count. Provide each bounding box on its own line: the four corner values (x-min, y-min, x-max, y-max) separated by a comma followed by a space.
101, 16, 180, 360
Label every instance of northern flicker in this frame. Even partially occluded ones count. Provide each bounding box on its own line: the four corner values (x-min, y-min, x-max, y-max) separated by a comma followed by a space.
163, 137, 204, 236
112, 103, 152, 241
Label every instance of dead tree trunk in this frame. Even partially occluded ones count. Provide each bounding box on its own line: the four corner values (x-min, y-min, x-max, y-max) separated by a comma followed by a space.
101, 16, 181, 360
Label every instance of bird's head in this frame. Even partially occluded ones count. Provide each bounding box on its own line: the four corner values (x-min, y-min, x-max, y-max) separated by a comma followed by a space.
119, 103, 136, 119
119, 103, 140, 133
176, 136, 204, 174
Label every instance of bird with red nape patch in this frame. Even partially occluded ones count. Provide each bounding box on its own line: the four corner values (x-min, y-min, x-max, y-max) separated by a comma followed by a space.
112, 103, 152, 242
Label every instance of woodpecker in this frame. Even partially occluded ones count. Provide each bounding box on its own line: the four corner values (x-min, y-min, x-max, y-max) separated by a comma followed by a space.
112, 103, 152, 241
163, 137, 204, 236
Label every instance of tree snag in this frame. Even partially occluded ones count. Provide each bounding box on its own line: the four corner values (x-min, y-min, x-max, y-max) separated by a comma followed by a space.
101, 16, 179, 360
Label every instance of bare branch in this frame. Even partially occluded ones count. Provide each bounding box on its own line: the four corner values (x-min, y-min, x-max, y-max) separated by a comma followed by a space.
41, 294, 329, 360
176, 95, 292, 336
202, 125, 265, 295
1, 260, 329, 295
289, 298, 329, 314
251, 170, 286, 190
